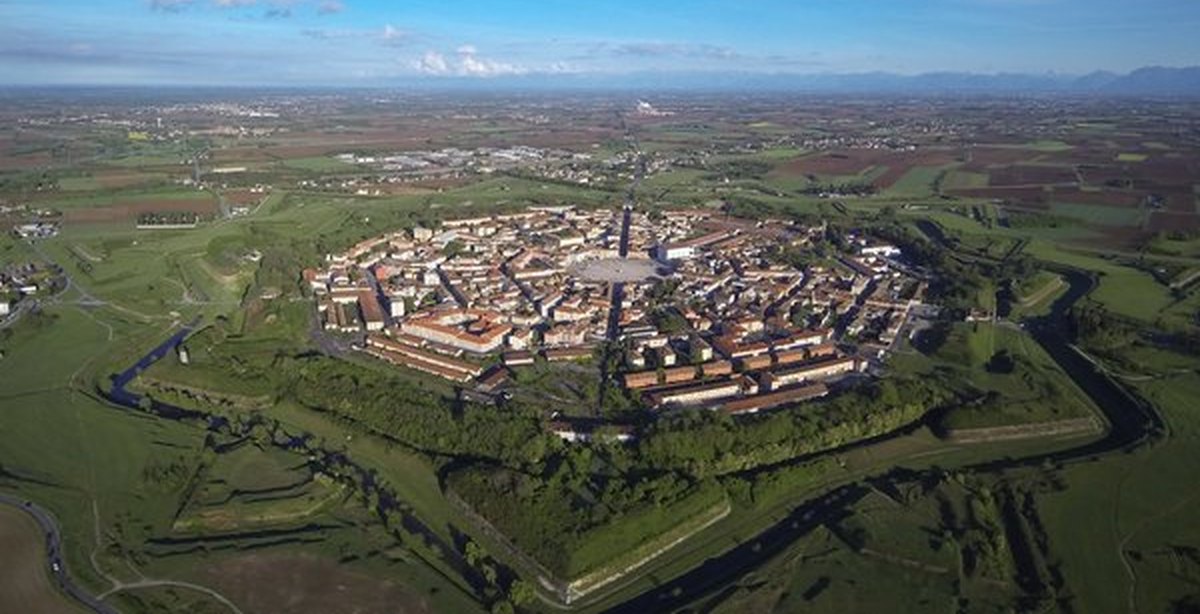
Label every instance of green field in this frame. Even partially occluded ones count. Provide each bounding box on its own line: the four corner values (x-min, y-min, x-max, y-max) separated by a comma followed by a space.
1049, 201, 1144, 227
700, 478, 1035, 613
942, 169, 989, 190
1026, 140, 1074, 152
885, 165, 952, 197
1040, 353, 1200, 614
0, 303, 482, 614
57, 175, 102, 191
1022, 241, 1177, 323
280, 156, 358, 172
43, 188, 215, 211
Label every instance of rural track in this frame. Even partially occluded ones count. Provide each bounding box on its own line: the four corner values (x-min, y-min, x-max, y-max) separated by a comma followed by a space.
98, 579, 244, 614
84, 498, 245, 614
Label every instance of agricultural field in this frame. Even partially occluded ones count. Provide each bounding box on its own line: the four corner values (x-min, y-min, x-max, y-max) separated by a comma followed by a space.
2, 92, 1200, 614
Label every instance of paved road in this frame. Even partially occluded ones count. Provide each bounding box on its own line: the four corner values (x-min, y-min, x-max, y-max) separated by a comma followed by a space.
0, 493, 118, 614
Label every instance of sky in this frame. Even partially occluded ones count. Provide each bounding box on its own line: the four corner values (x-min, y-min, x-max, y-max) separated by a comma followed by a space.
1, 0, 1198, 86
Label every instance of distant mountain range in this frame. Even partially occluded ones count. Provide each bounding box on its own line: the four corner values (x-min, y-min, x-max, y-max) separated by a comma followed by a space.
5, 66, 1199, 95
404, 66, 1200, 95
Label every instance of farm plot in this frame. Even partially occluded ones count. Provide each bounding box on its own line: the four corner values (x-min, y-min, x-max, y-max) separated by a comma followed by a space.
1049, 202, 1144, 227
988, 165, 1078, 187
949, 187, 1050, 209
773, 149, 959, 190
1051, 187, 1142, 208
62, 197, 220, 224
959, 147, 1039, 172
942, 170, 989, 191
1147, 211, 1200, 234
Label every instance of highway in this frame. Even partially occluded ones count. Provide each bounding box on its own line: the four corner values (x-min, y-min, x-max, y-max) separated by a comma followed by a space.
0, 493, 118, 614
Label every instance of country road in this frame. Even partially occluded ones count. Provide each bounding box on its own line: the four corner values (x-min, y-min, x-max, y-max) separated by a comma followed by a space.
0, 493, 118, 614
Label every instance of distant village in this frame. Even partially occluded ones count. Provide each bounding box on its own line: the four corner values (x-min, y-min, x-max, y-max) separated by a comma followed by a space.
305, 206, 929, 433
0, 260, 60, 322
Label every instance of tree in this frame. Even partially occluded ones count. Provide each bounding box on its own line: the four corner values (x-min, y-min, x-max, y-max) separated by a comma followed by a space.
464, 540, 483, 567
509, 579, 536, 607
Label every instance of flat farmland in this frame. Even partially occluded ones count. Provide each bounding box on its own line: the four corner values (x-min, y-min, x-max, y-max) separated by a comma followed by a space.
0, 506, 82, 614
1147, 211, 1200, 233
1051, 187, 1142, 208
942, 169, 989, 190
949, 186, 1050, 208
221, 189, 269, 207
1135, 156, 1200, 187
988, 164, 1078, 187
190, 552, 444, 614
884, 164, 955, 196
1049, 202, 1144, 227
59, 170, 170, 192
960, 146, 1039, 172
772, 148, 960, 189
63, 197, 219, 224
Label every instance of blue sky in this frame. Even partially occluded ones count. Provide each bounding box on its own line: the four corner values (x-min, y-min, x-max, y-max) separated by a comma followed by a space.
1, 0, 1198, 85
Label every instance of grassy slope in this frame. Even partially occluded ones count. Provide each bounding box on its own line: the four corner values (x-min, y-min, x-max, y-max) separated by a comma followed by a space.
891, 322, 1095, 430
1040, 360, 1200, 614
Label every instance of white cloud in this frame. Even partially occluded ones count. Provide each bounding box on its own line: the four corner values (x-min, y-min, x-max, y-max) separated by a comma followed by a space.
414, 50, 449, 75
458, 53, 524, 77
213, 0, 256, 7
413, 45, 525, 77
